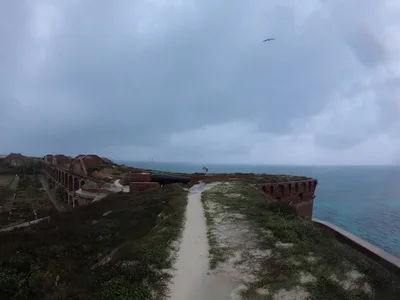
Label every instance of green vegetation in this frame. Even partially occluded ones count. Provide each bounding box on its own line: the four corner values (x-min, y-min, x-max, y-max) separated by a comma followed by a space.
203, 173, 310, 185
0, 184, 187, 300
0, 188, 13, 204
202, 183, 400, 300
55, 187, 68, 204
0, 175, 53, 228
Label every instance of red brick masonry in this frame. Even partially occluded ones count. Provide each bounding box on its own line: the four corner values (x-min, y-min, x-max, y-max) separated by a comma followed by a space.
258, 180, 318, 219
129, 182, 160, 192
124, 172, 151, 183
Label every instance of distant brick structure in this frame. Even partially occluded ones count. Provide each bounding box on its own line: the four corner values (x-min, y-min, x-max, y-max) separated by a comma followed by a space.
42, 153, 114, 207
69, 154, 111, 177
52, 155, 71, 166
4, 153, 26, 167
44, 155, 54, 163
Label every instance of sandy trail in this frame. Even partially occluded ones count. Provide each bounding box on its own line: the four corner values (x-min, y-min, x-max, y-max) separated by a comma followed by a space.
169, 183, 236, 300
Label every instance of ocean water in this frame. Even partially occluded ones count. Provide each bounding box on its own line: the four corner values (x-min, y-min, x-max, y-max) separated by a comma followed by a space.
117, 161, 400, 258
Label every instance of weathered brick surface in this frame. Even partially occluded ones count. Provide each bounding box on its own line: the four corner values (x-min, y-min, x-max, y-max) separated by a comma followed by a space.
259, 179, 318, 219
259, 179, 317, 202
124, 173, 151, 183
129, 182, 160, 192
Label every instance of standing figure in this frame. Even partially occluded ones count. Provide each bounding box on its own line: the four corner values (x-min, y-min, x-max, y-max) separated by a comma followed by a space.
202, 167, 208, 176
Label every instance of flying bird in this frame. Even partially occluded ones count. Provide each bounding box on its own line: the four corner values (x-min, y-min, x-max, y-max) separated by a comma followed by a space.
263, 38, 275, 42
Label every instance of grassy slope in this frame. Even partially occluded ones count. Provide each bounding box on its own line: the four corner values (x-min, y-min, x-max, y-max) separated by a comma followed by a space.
0, 184, 187, 300
202, 182, 400, 300
0, 175, 54, 228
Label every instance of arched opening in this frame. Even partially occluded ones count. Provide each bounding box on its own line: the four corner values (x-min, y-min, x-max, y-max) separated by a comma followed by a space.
287, 184, 292, 195
308, 181, 312, 192
73, 178, 79, 191
64, 173, 68, 188
262, 186, 267, 192
299, 193, 304, 201
270, 185, 274, 195
295, 183, 299, 193
278, 184, 284, 197
80, 180, 86, 189
301, 182, 306, 192
68, 176, 73, 191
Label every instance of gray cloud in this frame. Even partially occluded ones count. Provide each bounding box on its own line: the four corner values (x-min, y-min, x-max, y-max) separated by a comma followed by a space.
1, 0, 400, 164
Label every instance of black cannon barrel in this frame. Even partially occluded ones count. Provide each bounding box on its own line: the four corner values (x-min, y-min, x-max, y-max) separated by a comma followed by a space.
150, 173, 191, 185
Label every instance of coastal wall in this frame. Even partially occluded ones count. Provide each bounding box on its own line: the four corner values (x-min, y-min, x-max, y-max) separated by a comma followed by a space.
313, 219, 400, 277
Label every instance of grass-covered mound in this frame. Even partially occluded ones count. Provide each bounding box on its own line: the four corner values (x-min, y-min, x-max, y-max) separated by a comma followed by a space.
0, 183, 187, 300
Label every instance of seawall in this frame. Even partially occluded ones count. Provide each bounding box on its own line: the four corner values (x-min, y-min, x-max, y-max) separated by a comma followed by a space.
313, 218, 400, 277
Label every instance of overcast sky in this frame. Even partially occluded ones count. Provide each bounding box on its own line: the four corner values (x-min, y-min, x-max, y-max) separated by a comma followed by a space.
1, 0, 400, 165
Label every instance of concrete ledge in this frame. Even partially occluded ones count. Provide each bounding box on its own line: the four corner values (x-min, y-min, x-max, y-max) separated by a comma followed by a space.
313, 218, 400, 277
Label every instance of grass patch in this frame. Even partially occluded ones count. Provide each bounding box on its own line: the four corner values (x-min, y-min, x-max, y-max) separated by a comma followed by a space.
203, 182, 400, 299
202, 173, 310, 185
0, 183, 188, 300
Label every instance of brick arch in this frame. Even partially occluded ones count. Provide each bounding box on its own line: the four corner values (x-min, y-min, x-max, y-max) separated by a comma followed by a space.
301, 182, 307, 192
68, 175, 73, 191
278, 184, 284, 197
73, 177, 79, 191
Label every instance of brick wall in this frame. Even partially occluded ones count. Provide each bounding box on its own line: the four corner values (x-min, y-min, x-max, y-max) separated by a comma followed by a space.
124, 173, 151, 183
129, 182, 160, 192
70, 160, 86, 177
259, 179, 317, 204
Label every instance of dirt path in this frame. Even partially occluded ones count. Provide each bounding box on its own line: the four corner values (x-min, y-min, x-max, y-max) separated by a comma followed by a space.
8, 175, 19, 190
169, 183, 237, 300
39, 175, 63, 212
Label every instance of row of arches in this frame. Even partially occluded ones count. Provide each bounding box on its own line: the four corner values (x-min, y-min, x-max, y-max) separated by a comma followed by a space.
43, 163, 86, 192
262, 180, 317, 198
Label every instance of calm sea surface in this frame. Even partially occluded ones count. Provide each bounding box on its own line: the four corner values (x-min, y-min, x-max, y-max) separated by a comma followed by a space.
117, 161, 400, 258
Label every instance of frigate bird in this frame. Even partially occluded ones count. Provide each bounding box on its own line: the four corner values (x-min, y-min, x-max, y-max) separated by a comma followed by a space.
263, 38, 275, 42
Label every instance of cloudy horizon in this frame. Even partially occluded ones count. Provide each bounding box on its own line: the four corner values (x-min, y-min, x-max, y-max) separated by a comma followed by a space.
1, 0, 400, 165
